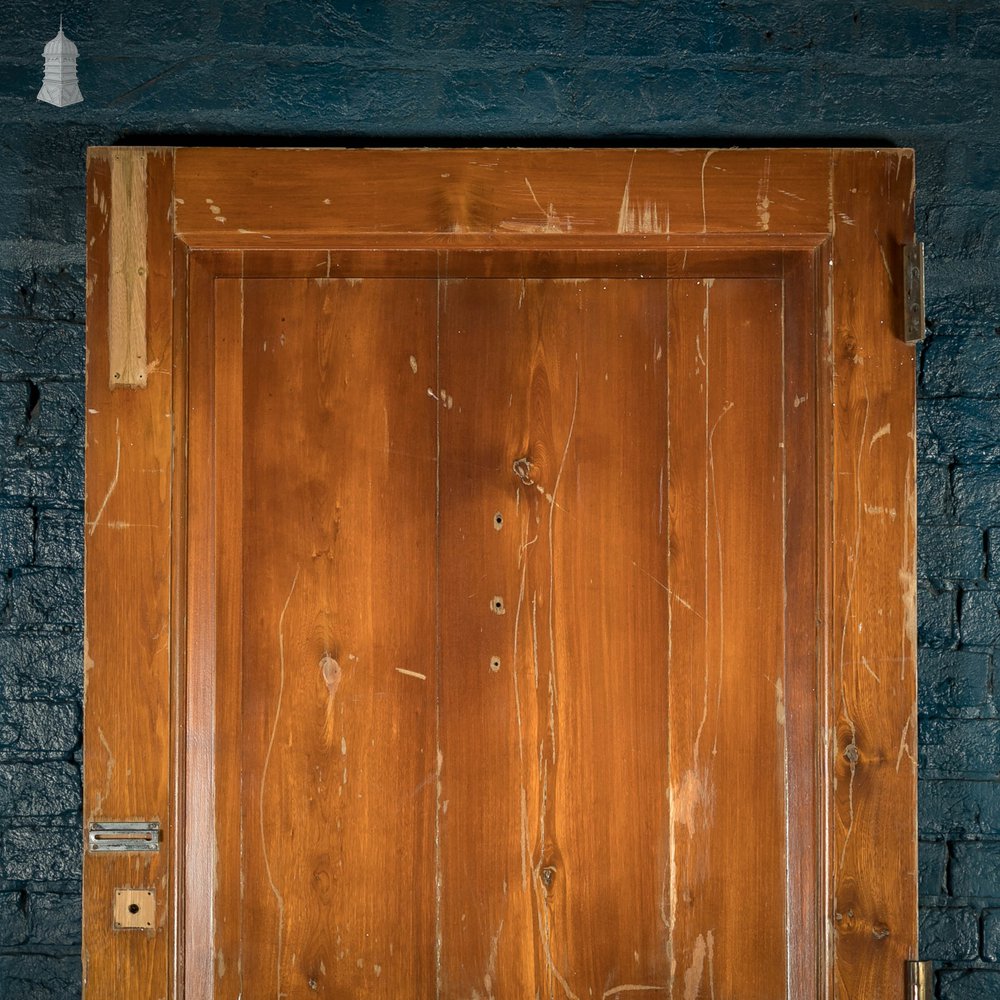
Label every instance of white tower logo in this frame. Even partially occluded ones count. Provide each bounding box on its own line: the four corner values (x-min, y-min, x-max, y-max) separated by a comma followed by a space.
38, 17, 83, 108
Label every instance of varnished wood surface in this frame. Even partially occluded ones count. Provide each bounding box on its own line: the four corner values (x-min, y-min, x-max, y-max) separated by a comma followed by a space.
83, 148, 174, 997
196, 270, 803, 997
219, 277, 440, 996
667, 277, 789, 999
828, 150, 918, 999
168, 148, 835, 244
437, 278, 672, 997
83, 148, 919, 1000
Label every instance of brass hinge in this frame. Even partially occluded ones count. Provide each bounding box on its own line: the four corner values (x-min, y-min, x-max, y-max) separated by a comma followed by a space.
906, 959, 933, 1000
903, 242, 926, 344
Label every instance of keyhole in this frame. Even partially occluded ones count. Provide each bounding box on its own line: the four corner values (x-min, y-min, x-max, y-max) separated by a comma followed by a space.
490, 656, 501, 672
493, 512, 503, 530
128, 903, 140, 914
491, 596, 505, 615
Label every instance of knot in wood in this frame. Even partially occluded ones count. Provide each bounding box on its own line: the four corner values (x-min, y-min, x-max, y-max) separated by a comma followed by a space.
512, 456, 535, 486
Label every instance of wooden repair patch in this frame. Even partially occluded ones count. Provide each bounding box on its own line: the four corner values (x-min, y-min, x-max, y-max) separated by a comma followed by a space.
108, 149, 148, 388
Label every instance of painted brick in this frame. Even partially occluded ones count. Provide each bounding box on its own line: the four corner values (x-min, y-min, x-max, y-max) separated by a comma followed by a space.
1, 567, 84, 628
0, 631, 81, 701
919, 583, 958, 647
923, 336, 1000, 399
35, 509, 82, 569
920, 719, 1000, 778
18, 381, 84, 450
0, 889, 28, 946
989, 530, 1000, 581
922, 781, 1000, 838
919, 526, 985, 582
0, 761, 80, 817
921, 839, 948, 897
0, 449, 84, 507
920, 906, 979, 961
919, 649, 992, 716
30, 892, 81, 946
941, 970, 1000, 1000
925, 286, 1000, 339
920, 397, 1000, 464
954, 465, 1000, 525
0, 267, 87, 324
962, 591, 1000, 648
985, 909, 1000, 962
0, 507, 34, 568
0, 380, 28, 450
0, 826, 81, 882
952, 842, 1000, 897
0, 955, 81, 999
922, 203, 1000, 262
918, 463, 955, 524
0, 320, 86, 379
0, 701, 78, 755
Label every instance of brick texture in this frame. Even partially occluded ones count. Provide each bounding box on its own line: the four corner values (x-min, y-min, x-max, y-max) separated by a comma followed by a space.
0, 0, 998, 996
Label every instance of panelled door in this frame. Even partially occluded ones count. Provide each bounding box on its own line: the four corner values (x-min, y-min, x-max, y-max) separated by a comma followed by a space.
83, 148, 918, 1000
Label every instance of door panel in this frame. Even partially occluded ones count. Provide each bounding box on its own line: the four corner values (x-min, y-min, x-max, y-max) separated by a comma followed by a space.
225, 278, 440, 997
205, 271, 796, 998
84, 148, 918, 1000
667, 278, 788, 999
437, 278, 674, 997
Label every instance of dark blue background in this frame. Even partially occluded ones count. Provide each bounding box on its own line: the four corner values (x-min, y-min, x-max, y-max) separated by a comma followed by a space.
1, 2, 998, 997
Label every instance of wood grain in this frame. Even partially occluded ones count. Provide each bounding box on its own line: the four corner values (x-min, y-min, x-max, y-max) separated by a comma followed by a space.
83, 147, 174, 998
169, 148, 833, 245
828, 150, 918, 1000
667, 277, 789, 999
437, 277, 672, 997
219, 276, 439, 997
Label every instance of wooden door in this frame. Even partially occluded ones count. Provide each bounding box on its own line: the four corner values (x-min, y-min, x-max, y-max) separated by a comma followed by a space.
83, 148, 918, 1000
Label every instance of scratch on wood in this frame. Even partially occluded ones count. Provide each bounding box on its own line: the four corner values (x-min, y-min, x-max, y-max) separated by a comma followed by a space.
92, 726, 115, 817
700, 150, 719, 233
696, 397, 735, 759
631, 560, 701, 618
545, 364, 580, 770
839, 710, 859, 873
869, 422, 891, 450
617, 149, 637, 234
261, 567, 299, 1000
88, 418, 121, 535
877, 238, 894, 285
896, 713, 915, 772
683, 933, 707, 1000
512, 516, 531, 889
603, 987, 667, 997
756, 155, 772, 230
482, 917, 504, 1000
395, 667, 427, 681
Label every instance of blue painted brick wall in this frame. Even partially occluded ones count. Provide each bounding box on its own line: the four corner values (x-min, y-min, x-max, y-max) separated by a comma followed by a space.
0, 2, 998, 997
